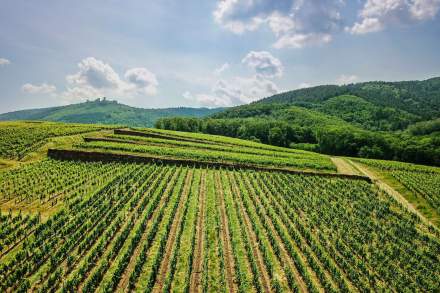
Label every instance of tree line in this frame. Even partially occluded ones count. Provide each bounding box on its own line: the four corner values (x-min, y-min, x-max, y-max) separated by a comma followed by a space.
155, 117, 440, 166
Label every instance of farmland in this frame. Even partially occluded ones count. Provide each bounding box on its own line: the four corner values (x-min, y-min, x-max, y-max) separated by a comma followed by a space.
71, 128, 336, 172
0, 121, 117, 161
0, 123, 439, 292
354, 158, 440, 226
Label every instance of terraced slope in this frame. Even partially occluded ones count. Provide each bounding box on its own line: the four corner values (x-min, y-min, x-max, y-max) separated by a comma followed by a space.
58, 128, 337, 172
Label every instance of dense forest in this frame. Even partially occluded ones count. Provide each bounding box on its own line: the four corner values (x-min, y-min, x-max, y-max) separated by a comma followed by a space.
156, 78, 440, 166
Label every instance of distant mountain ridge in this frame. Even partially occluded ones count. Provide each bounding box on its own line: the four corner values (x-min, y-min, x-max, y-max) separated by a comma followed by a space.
0, 98, 222, 127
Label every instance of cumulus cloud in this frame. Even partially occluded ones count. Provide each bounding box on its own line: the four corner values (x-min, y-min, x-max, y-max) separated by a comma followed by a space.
213, 0, 344, 48
336, 74, 359, 85
348, 0, 440, 34
22, 83, 56, 94
125, 68, 159, 95
242, 51, 283, 78
61, 57, 158, 102
214, 63, 230, 75
184, 50, 282, 107
66, 57, 123, 89
184, 75, 279, 107
0, 58, 11, 66
273, 33, 332, 49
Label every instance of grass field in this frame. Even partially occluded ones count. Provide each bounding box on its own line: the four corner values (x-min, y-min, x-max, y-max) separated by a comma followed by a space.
0, 122, 439, 292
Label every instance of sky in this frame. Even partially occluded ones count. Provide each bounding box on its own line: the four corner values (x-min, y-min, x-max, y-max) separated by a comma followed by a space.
1, 0, 440, 112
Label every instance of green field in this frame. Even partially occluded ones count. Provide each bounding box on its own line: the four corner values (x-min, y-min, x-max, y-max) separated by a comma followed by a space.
0, 121, 439, 292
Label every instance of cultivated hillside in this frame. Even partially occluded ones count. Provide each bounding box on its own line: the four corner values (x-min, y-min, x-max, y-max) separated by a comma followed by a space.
0, 121, 439, 291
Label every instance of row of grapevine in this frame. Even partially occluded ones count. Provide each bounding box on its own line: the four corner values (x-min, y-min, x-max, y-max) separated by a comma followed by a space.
1, 162, 439, 291
354, 157, 440, 223
0, 121, 112, 159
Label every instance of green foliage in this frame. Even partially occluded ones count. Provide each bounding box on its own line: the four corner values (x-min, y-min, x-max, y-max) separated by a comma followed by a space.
1, 161, 439, 291
407, 118, 440, 135
356, 158, 440, 217
317, 95, 419, 131
0, 99, 222, 127
156, 78, 440, 167
0, 121, 113, 159
75, 128, 335, 171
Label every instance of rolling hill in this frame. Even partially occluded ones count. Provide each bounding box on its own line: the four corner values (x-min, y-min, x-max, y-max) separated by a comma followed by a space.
0, 98, 222, 127
156, 77, 440, 166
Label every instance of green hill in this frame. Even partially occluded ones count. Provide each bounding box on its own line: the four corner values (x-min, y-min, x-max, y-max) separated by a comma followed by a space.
0, 98, 222, 127
156, 78, 440, 166
258, 77, 440, 119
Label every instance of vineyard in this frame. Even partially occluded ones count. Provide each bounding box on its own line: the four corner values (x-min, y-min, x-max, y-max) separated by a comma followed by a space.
0, 124, 439, 292
68, 128, 336, 172
0, 121, 116, 160
0, 161, 439, 291
355, 158, 440, 222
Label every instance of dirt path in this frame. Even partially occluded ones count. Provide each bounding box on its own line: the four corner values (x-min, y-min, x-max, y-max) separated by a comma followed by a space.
153, 170, 193, 292
229, 172, 271, 293
214, 173, 237, 293
348, 159, 433, 226
331, 157, 360, 175
189, 170, 206, 293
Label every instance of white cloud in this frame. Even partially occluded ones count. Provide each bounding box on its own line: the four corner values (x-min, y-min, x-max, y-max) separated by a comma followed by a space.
297, 82, 311, 89
214, 63, 230, 75
213, 0, 344, 48
183, 91, 232, 107
61, 57, 158, 102
22, 83, 56, 94
273, 33, 332, 49
349, 0, 440, 34
125, 67, 158, 96
348, 17, 383, 34
411, 0, 440, 19
184, 50, 283, 107
0, 58, 11, 66
66, 57, 123, 89
242, 51, 283, 78
267, 12, 296, 36
184, 75, 279, 107
336, 74, 358, 85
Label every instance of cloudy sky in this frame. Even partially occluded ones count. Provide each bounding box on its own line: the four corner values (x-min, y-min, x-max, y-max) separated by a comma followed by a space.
1, 0, 440, 112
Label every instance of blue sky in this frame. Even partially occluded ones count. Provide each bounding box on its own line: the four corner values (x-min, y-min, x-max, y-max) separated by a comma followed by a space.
1, 0, 440, 112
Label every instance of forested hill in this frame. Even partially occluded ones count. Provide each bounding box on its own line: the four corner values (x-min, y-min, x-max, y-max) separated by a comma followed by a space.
214, 77, 440, 127
257, 77, 440, 119
0, 98, 222, 127
156, 77, 440, 166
